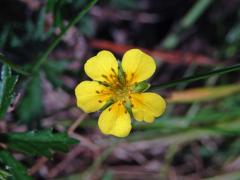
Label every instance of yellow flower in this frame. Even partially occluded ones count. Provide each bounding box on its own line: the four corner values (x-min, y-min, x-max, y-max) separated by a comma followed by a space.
75, 49, 166, 137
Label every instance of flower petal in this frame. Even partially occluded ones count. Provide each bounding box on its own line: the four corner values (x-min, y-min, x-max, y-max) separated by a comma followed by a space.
98, 103, 132, 137
122, 49, 156, 84
131, 92, 166, 123
84, 50, 119, 82
75, 81, 112, 113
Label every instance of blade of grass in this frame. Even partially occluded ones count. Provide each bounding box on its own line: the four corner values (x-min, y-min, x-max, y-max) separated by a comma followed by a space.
161, 0, 214, 49
167, 84, 240, 103
204, 171, 240, 180
31, 0, 98, 73
150, 63, 240, 91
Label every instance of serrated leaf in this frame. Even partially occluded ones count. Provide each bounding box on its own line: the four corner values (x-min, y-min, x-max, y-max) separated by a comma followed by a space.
16, 73, 42, 123
1, 130, 78, 157
0, 65, 18, 118
0, 150, 32, 180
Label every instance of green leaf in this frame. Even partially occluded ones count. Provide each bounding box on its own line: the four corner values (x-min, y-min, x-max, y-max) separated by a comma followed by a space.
78, 16, 95, 37
16, 73, 42, 123
53, 0, 66, 29
1, 129, 78, 157
0, 65, 18, 118
0, 150, 32, 180
110, 0, 138, 10
31, 0, 98, 73
131, 81, 150, 93
0, 169, 11, 180
43, 60, 69, 87
0, 54, 29, 76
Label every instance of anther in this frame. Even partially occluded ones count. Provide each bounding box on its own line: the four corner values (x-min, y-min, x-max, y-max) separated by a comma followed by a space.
96, 90, 100, 94
101, 74, 108, 79
98, 100, 102, 103
108, 108, 111, 111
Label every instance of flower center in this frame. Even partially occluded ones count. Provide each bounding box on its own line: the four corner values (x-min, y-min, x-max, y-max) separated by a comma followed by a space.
112, 85, 130, 101
101, 72, 131, 102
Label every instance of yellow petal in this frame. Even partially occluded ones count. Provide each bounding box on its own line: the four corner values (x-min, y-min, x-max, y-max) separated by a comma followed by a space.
84, 50, 119, 82
98, 103, 131, 137
121, 49, 156, 84
131, 93, 166, 123
75, 81, 112, 113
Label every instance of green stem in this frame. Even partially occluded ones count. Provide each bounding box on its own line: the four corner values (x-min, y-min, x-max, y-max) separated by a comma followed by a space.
150, 63, 240, 91
31, 0, 98, 73
0, 53, 30, 76
181, 0, 214, 29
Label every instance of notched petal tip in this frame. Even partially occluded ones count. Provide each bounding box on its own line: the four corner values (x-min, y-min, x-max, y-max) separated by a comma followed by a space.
122, 49, 156, 84
98, 103, 132, 137
84, 50, 119, 82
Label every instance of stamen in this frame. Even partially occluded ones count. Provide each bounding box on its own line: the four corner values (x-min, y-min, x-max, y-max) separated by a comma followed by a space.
98, 100, 102, 103
96, 90, 100, 94
126, 73, 135, 84
102, 74, 108, 79
98, 81, 109, 87
111, 68, 117, 74
108, 108, 111, 111
102, 74, 115, 84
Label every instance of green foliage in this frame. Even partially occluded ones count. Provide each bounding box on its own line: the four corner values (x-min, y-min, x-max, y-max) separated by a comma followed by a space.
110, 0, 138, 10
46, 0, 67, 29
0, 65, 18, 118
132, 81, 150, 92
150, 64, 240, 90
0, 169, 11, 180
190, 94, 240, 125
44, 60, 69, 87
1, 0, 240, 179
1, 129, 78, 157
161, 0, 214, 49
78, 16, 96, 37
0, 26, 11, 48
16, 74, 43, 123
0, 150, 32, 180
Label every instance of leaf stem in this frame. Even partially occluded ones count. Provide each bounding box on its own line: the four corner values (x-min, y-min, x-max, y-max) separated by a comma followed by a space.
31, 0, 98, 73
150, 64, 240, 91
